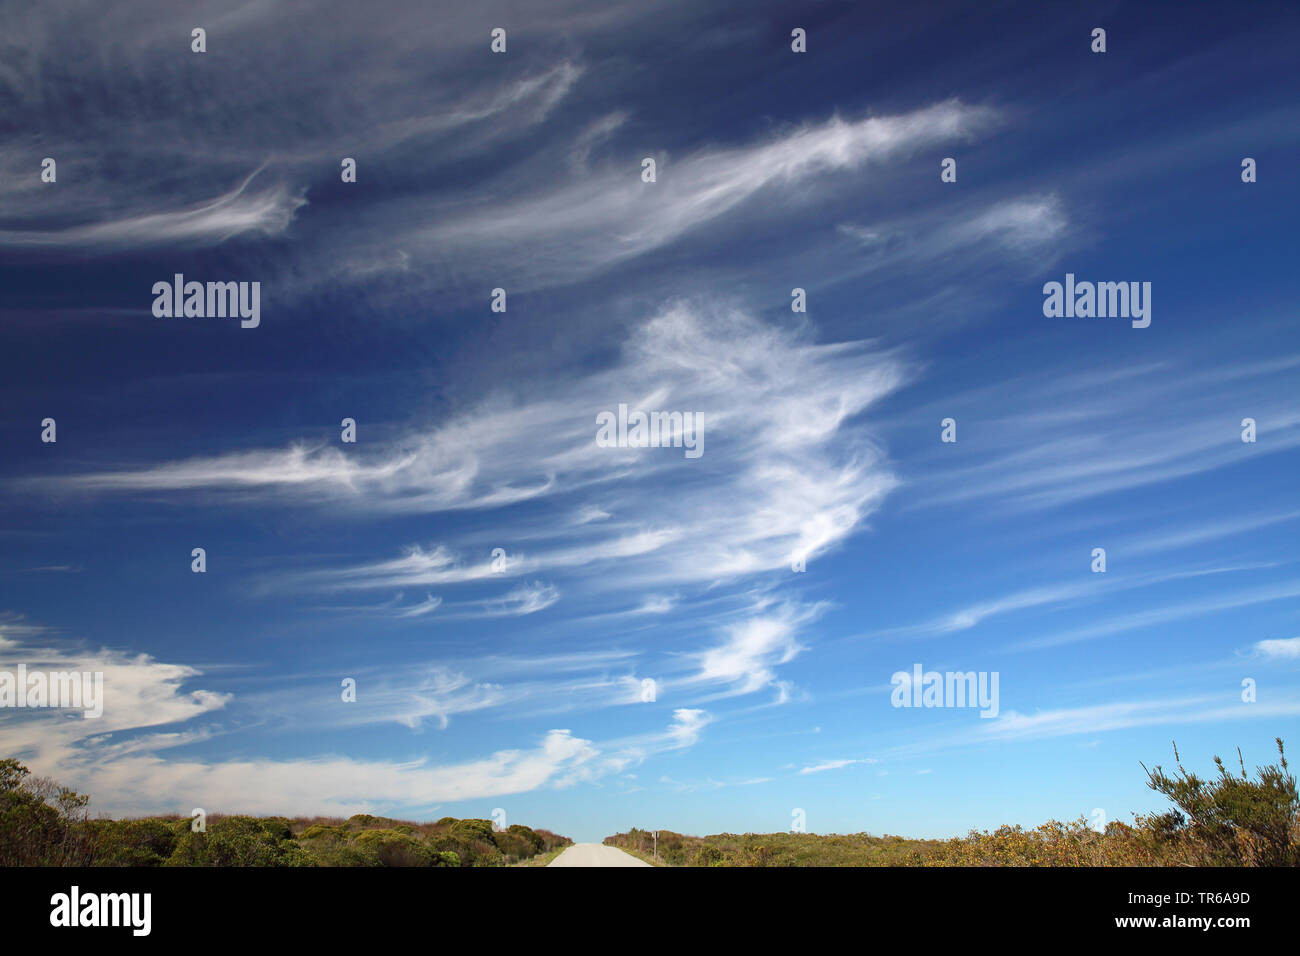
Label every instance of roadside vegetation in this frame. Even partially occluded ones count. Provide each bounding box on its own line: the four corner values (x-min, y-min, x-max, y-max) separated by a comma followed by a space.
6, 738, 1292, 866
605, 738, 1299, 867
0, 759, 570, 866
508, 844, 573, 867
604, 827, 937, 866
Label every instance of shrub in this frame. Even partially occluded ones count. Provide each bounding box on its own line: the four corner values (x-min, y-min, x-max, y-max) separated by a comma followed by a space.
165, 816, 311, 867
507, 824, 546, 853
450, 818, 497, 846
467, 838, 503, 866
87, 819, 179, 866
691, 845, 724, 867
352, 829, 432, 867
1142, 737, 1299, 866
0, 758, 92, 865
299, 824, 345, 841
346, 813, 398, 830
0, 760, 573, 867
606, 740, 1298, 868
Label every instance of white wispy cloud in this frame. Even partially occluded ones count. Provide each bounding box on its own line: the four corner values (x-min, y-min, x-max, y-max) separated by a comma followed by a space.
65, 729, 603, 818
681, 603, 817, 700
799, 757, 874, 775
1122, 510, 1300, 557
43, 302, 907, 629
0, 625, 712, 814
1012, 577, 1300, 651
657, 774, 774, 792
1254, 637, 1300, 660
0, 2, 597, 255
665, 708, 711, 748
0, 171, 306, 250
0, 630, 230, 767
979, 695, 1300, 742
877, 565, 1279, 643
341, 666, 509, 731
479, 582, 560, 617
395, 594, 442, 618
634, 596, 677, 615
913, 355, 1300, 513
951, 195, 1067, 249
410, 100, 999, 288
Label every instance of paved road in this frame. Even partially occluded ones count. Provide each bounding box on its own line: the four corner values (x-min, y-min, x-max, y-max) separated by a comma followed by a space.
547, 843, 652, 867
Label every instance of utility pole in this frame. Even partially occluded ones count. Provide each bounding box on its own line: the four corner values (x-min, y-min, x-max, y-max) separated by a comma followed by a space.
653, 830, 658, 863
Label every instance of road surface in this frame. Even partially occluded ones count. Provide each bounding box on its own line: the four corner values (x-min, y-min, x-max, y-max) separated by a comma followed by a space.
547, 843, 652, 867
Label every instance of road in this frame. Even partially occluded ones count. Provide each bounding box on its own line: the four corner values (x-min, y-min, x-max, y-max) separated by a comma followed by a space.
547, 843, 653, 867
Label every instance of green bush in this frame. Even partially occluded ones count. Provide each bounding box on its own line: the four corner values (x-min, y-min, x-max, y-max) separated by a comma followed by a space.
450, 818, 497, 846
691, 845, 724, 867
87, 819, 179, 866
0, 759, 572, 867
299, 823, 345, 841
352, 828, 432, 867
0, 758, 92, 865
1142, 737, 1299, 866
165, 816, 311, 867
346, 813, 398, 830
493, 824, 548, 861
259, 817, 294, 842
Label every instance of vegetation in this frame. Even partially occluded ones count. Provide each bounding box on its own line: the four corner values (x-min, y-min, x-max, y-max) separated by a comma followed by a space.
509, 844, 574, 867
605, 739, 1299, 867
1139, 737, 1299, 866
6, 738, 1293, 867
0, 758, 570, 867
604, 826, 939, 866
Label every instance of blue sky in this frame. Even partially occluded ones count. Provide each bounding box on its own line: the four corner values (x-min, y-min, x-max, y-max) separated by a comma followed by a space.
1, 0, 1297, 843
